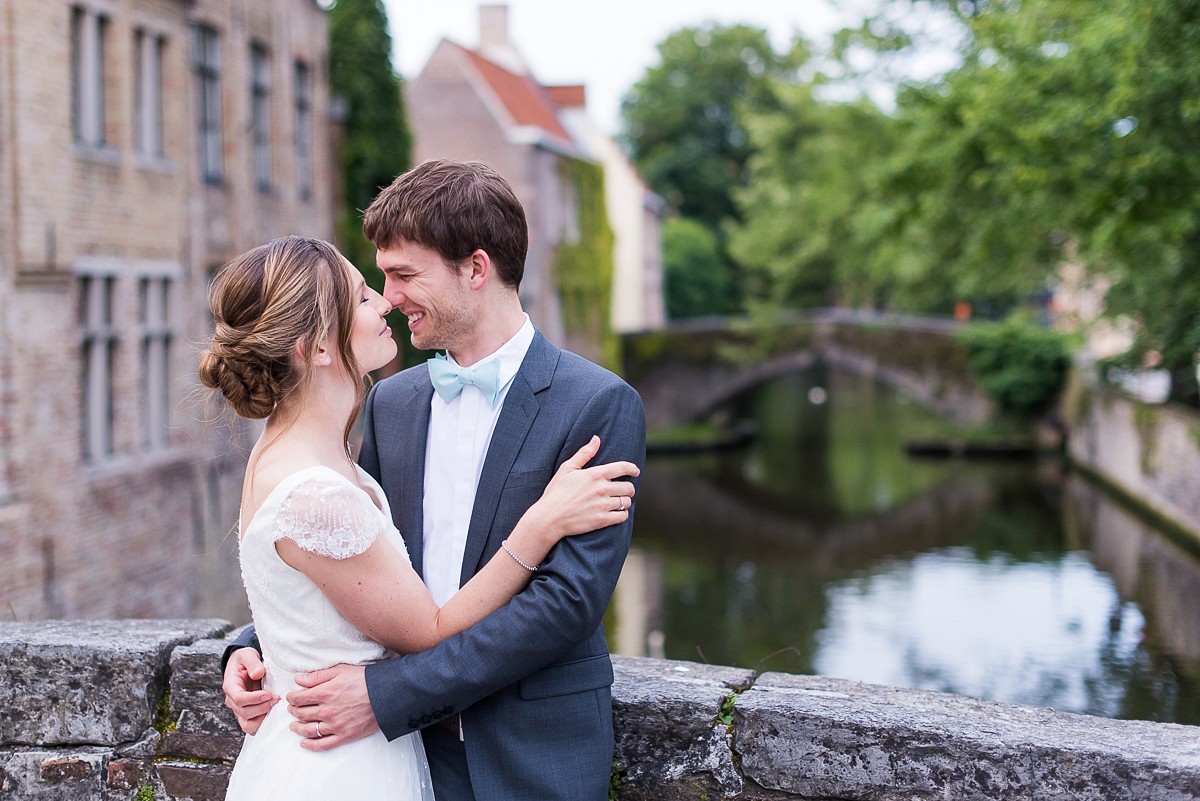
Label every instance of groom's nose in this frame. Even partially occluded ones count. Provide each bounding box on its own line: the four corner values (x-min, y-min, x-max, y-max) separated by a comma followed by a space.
382, 279, 404, 310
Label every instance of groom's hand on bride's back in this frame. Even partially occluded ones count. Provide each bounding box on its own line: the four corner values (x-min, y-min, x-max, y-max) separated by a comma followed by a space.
223, 648, 278, 735
287, 663, 379, 752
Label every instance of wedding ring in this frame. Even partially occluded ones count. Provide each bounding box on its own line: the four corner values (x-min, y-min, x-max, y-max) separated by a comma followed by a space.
617, 497, 625, 512
315, 721, 322, 738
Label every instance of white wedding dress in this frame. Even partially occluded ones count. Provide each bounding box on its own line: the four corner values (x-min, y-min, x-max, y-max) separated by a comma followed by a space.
225, 465, 435, 801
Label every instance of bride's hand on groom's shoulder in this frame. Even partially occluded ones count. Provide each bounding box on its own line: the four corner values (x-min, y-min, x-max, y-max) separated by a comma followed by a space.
287, 663, 379, 752
528, 435, 639, 542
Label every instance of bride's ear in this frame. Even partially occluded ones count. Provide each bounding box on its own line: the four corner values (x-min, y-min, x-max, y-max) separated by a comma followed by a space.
292, 337, 332, 368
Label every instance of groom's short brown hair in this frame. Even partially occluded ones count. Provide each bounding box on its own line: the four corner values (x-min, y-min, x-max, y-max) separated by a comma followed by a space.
362, 159, 529, 290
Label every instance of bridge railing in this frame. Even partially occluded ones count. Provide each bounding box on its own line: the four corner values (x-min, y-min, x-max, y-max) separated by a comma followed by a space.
1, 619, 1197, 800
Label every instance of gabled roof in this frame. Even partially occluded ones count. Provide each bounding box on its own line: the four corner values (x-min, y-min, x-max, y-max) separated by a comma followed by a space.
451, 42, 575, 147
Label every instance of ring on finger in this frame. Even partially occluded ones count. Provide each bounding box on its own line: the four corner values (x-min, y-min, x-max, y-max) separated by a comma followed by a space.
315, 720, 323, 738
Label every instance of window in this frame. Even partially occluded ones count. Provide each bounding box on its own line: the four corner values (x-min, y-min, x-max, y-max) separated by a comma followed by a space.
0, 359, 9, 505
133, 28, 165, 158
557, 170, 581, 245
192, 24, 222, 182
250, 43, 272, 192
79, 275, 117, 462
139, 277, 172, 450
71, 6, 109, 147
294, 60, 312, 200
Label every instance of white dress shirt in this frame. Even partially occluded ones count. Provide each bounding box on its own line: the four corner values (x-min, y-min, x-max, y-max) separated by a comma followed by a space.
422, 314, 535, 606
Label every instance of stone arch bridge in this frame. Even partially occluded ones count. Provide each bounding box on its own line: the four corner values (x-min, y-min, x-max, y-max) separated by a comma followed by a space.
621, 310, 993, 430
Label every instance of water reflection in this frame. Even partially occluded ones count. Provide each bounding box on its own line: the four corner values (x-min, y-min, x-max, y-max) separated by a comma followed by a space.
614, 366, 1200, 725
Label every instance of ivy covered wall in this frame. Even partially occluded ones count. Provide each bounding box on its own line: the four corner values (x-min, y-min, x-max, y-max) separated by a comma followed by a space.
553, 157, 619, 371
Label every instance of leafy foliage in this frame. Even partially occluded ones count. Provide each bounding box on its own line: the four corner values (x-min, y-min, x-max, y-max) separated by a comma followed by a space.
730, 87, 898, 311
661, 217, 731, 319
621, 24, 801, 316
328, 0, 411, 277
960, 317, 1073, 417
621, 24, 797, 228
679, 0, 1200, 401
554, 159, 618, 369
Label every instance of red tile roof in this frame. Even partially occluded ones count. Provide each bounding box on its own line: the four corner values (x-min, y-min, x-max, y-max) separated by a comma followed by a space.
546, 85, 586, 109
454, 43, 574, 144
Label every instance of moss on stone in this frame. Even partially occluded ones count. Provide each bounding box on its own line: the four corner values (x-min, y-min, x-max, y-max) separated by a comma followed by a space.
1133, 403, 1161, 476
152, 687, 178, 735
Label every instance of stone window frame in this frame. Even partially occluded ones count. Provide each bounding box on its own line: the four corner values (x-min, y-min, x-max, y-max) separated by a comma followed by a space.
132, 26, 166, 160
78, 269, 118, 464
294, 59, 313, 201
137, 274, 173, 451
250, 41, 272, 193
557, 166, 581, 246
70, 4, 112, 151
0, 330, 9, 507
77, 259, 183, 466
191, 23, 223, 184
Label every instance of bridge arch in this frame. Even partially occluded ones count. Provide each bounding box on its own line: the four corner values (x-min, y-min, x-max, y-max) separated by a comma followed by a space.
622, 311, 993, 430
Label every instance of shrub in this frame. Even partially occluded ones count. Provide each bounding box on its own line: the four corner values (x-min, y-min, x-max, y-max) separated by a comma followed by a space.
959, 317, 1072, 417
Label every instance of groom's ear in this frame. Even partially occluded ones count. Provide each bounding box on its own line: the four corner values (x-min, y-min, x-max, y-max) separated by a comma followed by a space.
465, 249, 491, 290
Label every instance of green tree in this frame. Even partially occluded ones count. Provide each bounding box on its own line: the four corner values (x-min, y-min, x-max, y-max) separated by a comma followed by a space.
621, 24, 801, 316
621, 24, 796, 229
730, 0, 1200, 406
730, 85, 899, 311
895, 0, 1200, 398
661, 217, 730, 319
328, 0, 411, 278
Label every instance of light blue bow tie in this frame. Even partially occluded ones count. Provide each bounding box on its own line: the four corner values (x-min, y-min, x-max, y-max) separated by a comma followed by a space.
427, 354, 502, 405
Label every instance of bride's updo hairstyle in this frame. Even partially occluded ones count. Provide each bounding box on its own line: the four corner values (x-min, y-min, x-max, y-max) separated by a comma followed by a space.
198, 236, 364, 422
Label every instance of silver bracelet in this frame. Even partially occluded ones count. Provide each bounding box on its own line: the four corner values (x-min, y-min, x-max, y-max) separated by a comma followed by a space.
501, 539, 539, 572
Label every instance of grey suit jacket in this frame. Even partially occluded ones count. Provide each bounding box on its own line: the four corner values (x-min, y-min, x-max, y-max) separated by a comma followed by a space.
360, 330, 646, 801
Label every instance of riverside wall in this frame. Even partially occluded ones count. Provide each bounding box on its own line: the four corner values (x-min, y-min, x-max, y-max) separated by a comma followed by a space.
2, 620, 1199, 800
1065, 376, 1200, 551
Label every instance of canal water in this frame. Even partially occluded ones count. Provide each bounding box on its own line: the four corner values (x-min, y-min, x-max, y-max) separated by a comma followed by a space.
610, 366, 1200, 725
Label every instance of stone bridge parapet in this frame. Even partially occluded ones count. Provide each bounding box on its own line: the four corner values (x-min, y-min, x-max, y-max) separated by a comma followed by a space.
623, 310, 993, 430
2, 619, 1197, 800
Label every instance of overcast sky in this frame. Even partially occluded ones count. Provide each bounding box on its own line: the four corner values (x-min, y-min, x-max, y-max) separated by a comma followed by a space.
380, 1, 859, 135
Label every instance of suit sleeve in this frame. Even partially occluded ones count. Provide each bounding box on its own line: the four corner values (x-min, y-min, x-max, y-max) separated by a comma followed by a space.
363, 380, 646, 740
219, 625, 261, 674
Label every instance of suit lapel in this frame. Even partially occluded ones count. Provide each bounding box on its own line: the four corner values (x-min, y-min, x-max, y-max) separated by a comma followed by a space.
395, 376, 434, 578
458, 331, 559, 586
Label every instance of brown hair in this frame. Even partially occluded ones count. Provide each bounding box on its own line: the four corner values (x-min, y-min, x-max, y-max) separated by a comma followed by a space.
198, 237, 365, 442
362, 159, 529, 289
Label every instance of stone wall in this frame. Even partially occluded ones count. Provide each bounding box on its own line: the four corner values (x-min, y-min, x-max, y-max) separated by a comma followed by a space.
2, 620, 1198, 800
1065, 377, 1200, 549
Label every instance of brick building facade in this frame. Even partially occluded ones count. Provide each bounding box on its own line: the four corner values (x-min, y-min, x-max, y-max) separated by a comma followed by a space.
406, 4, 665, 361
0, 0, 335, 622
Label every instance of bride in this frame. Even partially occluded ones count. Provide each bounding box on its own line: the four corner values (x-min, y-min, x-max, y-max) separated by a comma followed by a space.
198, 236, 637, 800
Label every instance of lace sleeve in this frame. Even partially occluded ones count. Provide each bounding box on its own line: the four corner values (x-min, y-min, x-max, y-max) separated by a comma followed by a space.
273, 475, 385, 559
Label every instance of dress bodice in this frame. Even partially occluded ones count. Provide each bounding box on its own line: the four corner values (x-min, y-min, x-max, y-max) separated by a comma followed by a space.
238, 465, 409, 684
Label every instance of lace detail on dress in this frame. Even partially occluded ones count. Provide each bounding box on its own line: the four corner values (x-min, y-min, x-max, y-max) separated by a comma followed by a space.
272, 474, 385, 559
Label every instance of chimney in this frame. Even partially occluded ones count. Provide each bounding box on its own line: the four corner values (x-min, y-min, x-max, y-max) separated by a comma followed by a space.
479, 5, 509, 48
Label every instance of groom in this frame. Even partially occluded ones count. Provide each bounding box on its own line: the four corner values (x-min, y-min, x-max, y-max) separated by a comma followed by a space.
221, 159, 645, 800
